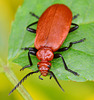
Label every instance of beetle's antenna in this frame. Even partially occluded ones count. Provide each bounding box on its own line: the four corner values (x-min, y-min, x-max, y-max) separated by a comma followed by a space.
49, 71, 64, 92
8, 70, 39, 96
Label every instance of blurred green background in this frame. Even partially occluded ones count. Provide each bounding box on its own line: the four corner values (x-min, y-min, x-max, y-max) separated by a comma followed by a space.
0, 0, 94, 100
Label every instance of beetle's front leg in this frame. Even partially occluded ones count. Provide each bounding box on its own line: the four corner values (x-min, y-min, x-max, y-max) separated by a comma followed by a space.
20, 52, 33, 71
20, 47, 37, 71
54, 54, 79, 76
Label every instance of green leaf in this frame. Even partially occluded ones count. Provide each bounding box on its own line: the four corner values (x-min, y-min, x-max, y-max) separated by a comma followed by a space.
8, 0, 94, 82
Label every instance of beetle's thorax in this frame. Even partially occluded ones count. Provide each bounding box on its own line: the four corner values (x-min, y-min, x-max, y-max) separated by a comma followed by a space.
36, 47, 54, 76
36, 47, 54, 61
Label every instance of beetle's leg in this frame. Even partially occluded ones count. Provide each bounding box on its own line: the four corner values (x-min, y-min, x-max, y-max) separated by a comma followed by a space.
72, 14, 79, 20
20, 52, 32, 71
27, 12, 39, 33
20, 47, 38, 71
70, 14, 79, 32
57, 38, 85, 52
29, 12, 39, 19
54, 54, 79, 76
69, 23, 79, 33
27, 21, 38, 33
21, 47, 38, 55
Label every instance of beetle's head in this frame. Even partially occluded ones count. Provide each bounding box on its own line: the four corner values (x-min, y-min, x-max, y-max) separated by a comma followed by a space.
37, 61, 51, 76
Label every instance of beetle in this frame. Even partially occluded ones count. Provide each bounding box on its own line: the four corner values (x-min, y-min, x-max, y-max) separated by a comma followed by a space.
9, 4, 85, 95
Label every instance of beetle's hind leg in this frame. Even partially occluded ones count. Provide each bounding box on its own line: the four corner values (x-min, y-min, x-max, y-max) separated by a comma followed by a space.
69, 23, 79, 33
72, 14, 79, 20
27, 12, 39, 33
69, 14, 79, 33
27, 21, 38, 33
29, 12, 39, 19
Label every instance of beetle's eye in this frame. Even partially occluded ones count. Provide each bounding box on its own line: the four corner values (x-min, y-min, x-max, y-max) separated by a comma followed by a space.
47, 65, 51, 68
37, 65, 40, 67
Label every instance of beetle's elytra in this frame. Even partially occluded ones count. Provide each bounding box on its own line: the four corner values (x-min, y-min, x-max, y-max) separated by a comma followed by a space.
9, 4, 85, 95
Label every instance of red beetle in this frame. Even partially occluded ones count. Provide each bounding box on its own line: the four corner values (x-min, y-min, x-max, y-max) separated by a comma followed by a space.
9, 4, 85, 95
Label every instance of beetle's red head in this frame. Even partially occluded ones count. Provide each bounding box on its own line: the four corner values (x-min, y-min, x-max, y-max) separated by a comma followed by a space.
37, 61, 51, 76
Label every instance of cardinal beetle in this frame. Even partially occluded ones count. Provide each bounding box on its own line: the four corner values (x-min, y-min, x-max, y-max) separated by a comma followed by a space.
9, 4, 85, 95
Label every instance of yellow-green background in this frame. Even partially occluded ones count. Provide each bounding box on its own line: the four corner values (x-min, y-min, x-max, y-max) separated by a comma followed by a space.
0, 0, 94, 100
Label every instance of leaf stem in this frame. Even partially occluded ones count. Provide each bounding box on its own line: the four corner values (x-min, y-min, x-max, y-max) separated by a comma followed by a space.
0, 58, 33, 100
